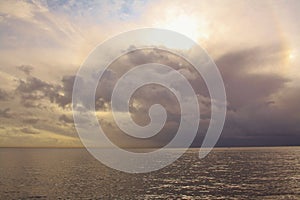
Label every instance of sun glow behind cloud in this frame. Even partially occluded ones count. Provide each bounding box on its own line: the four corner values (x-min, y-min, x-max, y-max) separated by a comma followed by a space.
154, 14, 209, 43
288, 50, 296, 61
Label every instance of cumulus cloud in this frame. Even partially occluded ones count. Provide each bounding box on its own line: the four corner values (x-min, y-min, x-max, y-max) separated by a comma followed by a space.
15, 75, 75, 109
15, 76, 53, 108
16, 76, 51, 94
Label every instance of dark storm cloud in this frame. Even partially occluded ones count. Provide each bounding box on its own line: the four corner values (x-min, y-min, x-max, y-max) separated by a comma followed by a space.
93, 49, 212, 147
95, 70, 118, 103
10, 44, 299, 147
211, 44, 300, 146
77, 46, 298, 147
127, 84, 181, 127
216, 45, 287, 107
97, 48, 209, 109
216, 44, 288, 110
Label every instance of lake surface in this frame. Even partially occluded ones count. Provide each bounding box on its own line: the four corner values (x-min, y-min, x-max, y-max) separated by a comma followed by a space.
0, 147, 299, 199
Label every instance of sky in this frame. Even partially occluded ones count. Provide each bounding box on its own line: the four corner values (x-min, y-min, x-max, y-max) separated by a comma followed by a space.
0, 0, 299, 147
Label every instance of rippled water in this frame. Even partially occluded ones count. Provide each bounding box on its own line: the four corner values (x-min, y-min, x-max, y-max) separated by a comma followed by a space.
0, 147, 299, 199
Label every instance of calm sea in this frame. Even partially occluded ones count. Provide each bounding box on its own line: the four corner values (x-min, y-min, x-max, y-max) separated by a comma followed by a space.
0, 147, 299, 199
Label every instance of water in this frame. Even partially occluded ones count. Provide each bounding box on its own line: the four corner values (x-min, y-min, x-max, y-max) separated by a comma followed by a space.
0, 147, 299, 199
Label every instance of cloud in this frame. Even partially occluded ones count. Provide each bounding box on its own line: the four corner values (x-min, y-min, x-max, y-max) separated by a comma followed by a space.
208, 44, 300, 146
22, 118, 39, 124
0, 0, 299, 147
8, 42, 300, 147
82, 48, 212, 147
20, 127, 39, 134
16, 76, 51, 93
53, 76, 75, 108
216, 44, 289, 110
15, 76, 53, 108
17, 65, 34, 75
0, 1, 39, 20
15, 75, 75, 109
0, 88, 9, 101
71, 44, 299, 147
0, 108, 11, 118
59, 114, 74, 124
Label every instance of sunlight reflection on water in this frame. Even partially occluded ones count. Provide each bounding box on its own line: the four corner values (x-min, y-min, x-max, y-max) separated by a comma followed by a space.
0, 147, 299, 199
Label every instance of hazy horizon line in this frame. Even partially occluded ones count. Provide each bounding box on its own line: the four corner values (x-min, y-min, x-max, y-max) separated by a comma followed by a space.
0, 145, 299, 149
